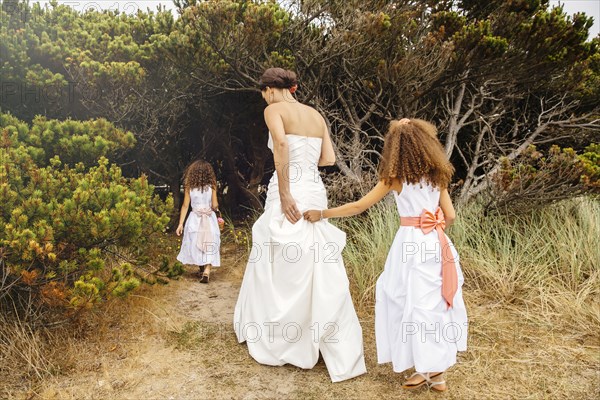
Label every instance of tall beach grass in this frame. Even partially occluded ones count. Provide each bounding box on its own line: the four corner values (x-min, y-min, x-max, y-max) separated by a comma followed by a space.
339, 196, 600, 333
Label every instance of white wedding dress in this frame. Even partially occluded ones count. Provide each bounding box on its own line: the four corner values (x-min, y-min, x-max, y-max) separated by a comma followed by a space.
233, 134, 367, 382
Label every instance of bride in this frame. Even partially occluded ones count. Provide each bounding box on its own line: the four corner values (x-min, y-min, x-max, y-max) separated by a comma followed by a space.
233, 68, 366, 382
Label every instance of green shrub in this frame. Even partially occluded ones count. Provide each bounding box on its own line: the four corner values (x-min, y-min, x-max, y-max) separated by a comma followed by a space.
0, 113, 135, 167
0, 113, 175, 315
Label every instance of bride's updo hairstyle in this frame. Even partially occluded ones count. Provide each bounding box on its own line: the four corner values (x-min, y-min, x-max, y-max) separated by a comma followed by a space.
259, 68, 298, 91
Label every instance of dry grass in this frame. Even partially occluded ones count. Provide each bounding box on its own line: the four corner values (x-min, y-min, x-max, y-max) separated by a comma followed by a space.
334, 196, 399, 313
0, 267, 187, 398
0, 314, 59, 386
451, 197, 600, 336
0, 283, 184, 399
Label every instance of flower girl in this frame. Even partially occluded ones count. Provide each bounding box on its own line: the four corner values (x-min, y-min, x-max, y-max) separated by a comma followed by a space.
304, 118, 468, 392
176, 160, 224, 283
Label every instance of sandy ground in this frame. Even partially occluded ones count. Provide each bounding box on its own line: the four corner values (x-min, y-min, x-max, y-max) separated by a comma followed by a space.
12, 242, 600, 400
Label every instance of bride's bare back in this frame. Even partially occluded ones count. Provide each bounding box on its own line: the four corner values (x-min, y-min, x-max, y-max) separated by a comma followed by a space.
264, 100, 335, 169
265, 101, 326, 138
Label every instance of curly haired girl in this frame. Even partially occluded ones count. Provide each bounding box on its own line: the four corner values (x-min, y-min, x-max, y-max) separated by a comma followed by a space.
176, 160, 223, 283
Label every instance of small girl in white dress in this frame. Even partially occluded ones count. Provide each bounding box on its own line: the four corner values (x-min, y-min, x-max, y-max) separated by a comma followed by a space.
304, 118, 468, 392
176, 160, 223, 283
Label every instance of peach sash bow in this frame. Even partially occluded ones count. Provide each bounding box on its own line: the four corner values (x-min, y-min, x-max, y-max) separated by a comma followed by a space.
193, 207, 214, 253
400, 207, 458, 309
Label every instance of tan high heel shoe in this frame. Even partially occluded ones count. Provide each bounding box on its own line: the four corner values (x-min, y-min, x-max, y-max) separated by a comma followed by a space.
402, 372, 447, 392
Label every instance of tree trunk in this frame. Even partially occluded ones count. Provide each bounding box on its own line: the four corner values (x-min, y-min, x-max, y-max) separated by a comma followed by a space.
220, 139, 263, 213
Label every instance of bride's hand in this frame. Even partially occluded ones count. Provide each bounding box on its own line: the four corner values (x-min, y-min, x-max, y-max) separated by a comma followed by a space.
281, 193, 301, 224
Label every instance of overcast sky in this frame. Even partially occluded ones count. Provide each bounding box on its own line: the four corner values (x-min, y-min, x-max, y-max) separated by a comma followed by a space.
30, 0, 600, 39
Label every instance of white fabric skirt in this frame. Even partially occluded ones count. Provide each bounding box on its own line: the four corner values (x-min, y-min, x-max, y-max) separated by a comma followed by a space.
177, 211, 221, 267
375, 226, 468, 373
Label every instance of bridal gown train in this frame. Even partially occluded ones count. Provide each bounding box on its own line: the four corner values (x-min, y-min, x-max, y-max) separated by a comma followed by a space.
233, 134, 367, 382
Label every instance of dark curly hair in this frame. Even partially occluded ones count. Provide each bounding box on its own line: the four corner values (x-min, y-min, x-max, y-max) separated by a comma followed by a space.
183, 160, 216, 192
378, 119, 454, 189
259, 67, 298, 90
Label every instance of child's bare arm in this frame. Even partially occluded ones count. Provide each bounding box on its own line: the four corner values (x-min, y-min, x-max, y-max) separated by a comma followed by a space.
439, 188, 456, 227
211, 185, 219, 211
304, 180, 392, 222
176, 188, 191, 236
